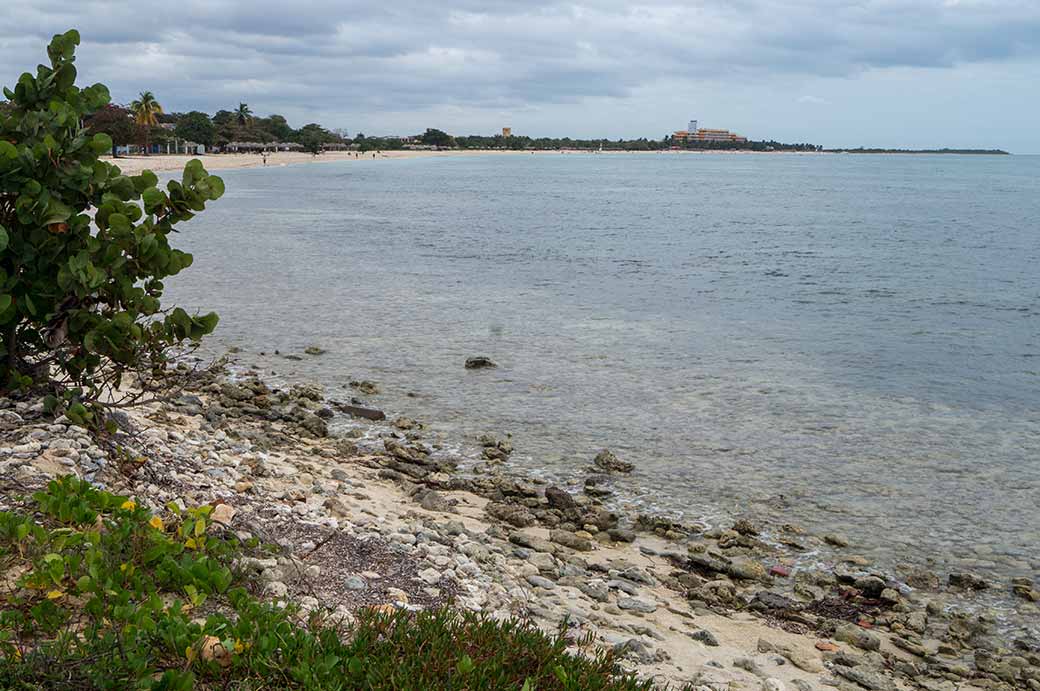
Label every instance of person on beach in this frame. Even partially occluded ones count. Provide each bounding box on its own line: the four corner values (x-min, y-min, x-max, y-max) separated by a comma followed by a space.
261, 151, 268, 166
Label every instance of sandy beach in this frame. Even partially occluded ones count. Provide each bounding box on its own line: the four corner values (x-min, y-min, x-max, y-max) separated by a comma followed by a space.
104, 148, 827, 176
103, 150, 575, 175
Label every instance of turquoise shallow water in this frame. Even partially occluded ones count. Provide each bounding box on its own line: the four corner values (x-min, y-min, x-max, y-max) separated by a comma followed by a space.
167, 152, 1039, 626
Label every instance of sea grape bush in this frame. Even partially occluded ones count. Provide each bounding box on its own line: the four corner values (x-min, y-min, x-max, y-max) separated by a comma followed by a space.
0, 30, 222, 404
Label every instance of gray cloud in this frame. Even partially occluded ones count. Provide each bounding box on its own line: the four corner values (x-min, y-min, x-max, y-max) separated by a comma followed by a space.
2, 1, 1039, 145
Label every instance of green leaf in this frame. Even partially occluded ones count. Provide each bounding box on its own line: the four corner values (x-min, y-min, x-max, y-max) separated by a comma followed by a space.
206, 175, 225, 199
0, 225, 8, 252
135, 170, 158, 191
456, 655, 475, 675
42, 199, 73, 225
90, 132, 112, 154
142, 187, 165, 213
0, 141, 17, 159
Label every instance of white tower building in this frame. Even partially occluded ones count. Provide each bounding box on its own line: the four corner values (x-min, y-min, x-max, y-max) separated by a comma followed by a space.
688, 119, 698, 133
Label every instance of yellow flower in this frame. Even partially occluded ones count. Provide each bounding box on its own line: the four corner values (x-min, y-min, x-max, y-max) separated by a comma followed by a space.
46, 590, 63, 600
184, 537, 197, 550
119, 563, 128, 572
185, 645, 195, 662
148, 516, 164, 531
120, 500, 136, 511
233, 640, 244, 654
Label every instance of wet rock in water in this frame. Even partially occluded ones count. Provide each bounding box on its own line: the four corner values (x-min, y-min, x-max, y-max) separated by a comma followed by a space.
583, 475, 613, 498
545, 485, 578, 512
291, 383, 324, 401
824, 533, 850, 548
853, 575, 887, 598
948, 572, 990, 590
480, 435, 514, 461
299, 414, 328, 437
349, 380, 380, 395
465, 356, 497, 369
636, 513, 695, 538
335, 403, 386, 421
1012, 578, 1040, 602
478, 433, 513, 461
902, 566, 941, 591
727, 557, 768, 582
583, 507, 620, 531
383, 439, 429, 464
732, 518, 759, 536
486, 502, 536, 528
689, 629, 720, 646
879, 587, 900, 604
593, 449, 634, 473
304, 345, 326, 355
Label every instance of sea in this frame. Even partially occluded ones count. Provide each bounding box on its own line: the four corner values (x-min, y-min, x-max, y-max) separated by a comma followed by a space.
166, 152, 1040, 632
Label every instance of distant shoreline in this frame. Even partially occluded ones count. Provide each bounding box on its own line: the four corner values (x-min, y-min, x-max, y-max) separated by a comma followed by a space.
104, 147, 1011, 175
823, 148, 1010, 155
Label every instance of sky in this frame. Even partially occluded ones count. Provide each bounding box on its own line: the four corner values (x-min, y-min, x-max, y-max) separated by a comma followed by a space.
2, 1, 1039, 151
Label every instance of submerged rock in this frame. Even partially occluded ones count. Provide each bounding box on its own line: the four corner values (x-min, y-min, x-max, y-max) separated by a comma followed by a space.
949, 572, 990, 590
349, 380, 380, 395
583, 475, 613, 498
335, 403, 386, 421
464, 356, 497, 369
593, 449, 634, 473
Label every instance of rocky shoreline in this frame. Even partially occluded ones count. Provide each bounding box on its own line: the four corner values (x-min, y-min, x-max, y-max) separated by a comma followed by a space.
1, 360, 1038, 690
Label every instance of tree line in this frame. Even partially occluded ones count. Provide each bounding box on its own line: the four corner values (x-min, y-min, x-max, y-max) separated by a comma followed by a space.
80, 94, 344, 155
419, 129, 820, 152
2, 90, 827, 156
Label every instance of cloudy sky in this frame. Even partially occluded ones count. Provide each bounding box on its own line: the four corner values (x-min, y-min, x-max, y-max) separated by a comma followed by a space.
2, 1, 1039, 151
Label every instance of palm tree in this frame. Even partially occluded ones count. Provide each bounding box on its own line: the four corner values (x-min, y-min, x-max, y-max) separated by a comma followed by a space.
235, 103, 253, 128
129, 91, 163, 155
